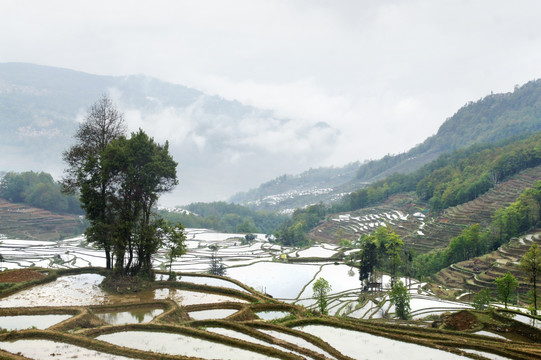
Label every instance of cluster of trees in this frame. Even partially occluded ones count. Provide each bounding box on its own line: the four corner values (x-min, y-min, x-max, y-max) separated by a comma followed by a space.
0, 171, 82, 214
274, 203, 326, 246
358, 226, 404, 289
414, 181, 541, 277
158, 201, 287, 234
353, 226, 412, 320
63, 96, 184, 278
493, 182, 541, 243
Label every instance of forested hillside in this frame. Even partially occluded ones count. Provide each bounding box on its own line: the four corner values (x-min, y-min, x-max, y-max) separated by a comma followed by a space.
353, 79, 541, 183
234, 80, 541, 212
0, 171, 81, 214
158, 202, 287, 234
280, 132, 541, 248
338, 132, 541, 214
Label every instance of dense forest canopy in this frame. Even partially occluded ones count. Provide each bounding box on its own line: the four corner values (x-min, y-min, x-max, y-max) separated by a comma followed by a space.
0, 171, 82, 214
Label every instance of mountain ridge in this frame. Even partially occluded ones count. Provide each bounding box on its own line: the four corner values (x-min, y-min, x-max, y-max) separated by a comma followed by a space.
232, 79, 541, 212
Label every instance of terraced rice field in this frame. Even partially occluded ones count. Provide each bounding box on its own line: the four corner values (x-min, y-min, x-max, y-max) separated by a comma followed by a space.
0, 267, 539, 359
0, 229, 540, 359
310, 165, 541, 255
0, 199, 85, 241
0, 229, 521, 323
433, 232, 541, 298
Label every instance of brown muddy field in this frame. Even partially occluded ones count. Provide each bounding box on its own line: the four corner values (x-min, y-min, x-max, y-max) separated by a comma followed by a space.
0, 269, 46, 283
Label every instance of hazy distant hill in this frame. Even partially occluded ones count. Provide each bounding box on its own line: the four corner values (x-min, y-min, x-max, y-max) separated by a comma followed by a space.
233, 80, 541, 212
0, 63, 339, 205
229, 162, 363, 212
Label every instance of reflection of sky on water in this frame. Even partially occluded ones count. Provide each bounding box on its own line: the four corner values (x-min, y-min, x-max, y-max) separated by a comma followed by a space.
98, 331, 277, 359
95, 308, 163, 325
297, 325, 469, 360
0, 274, 246, 308
256, 311, 290, 320
0, 339, 134, 360
189, 308, 237, 320
0, 314, 72, 330
227, 261, 321, 300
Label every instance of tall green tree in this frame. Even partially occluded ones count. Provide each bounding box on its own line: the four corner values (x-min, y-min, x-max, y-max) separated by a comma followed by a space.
472, 288, 492, 310
381, 227, 404, 286
519, 243, 541, 315
358, 235, 379, 290
494, 271, 518, 309
62, 95, 126, 269
103, 129, 178, 276
208, 250, 226, 276
312, 277, 332, 315
161, 221, 187, 280
358, 226, 404, 289
389, 281, 410, 320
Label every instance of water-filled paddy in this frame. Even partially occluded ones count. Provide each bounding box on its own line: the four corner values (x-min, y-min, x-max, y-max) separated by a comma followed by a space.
227, 262, 321, 299
257, 329, 336, 359
180, 275, 249, 292
189, 308, 238, 320
206, 327, 308, 358
256, 311, 291, 320
511, 313, 541, 329
153, 288, 247, 305
298, 264, 359, 299
0, 274, 246, 308
458, 348, 511, 360
97, 330, 279, 359
0, 339, 133, 360
0, 273, 108, 307
296, 245, 337, 258
95, 308, 163, 324
474, 331, 508, 340
296, 325, 469, 360
0, 314, 72, 330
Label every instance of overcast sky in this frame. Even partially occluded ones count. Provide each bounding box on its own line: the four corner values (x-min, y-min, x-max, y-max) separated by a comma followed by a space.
2, 0, 541, 171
